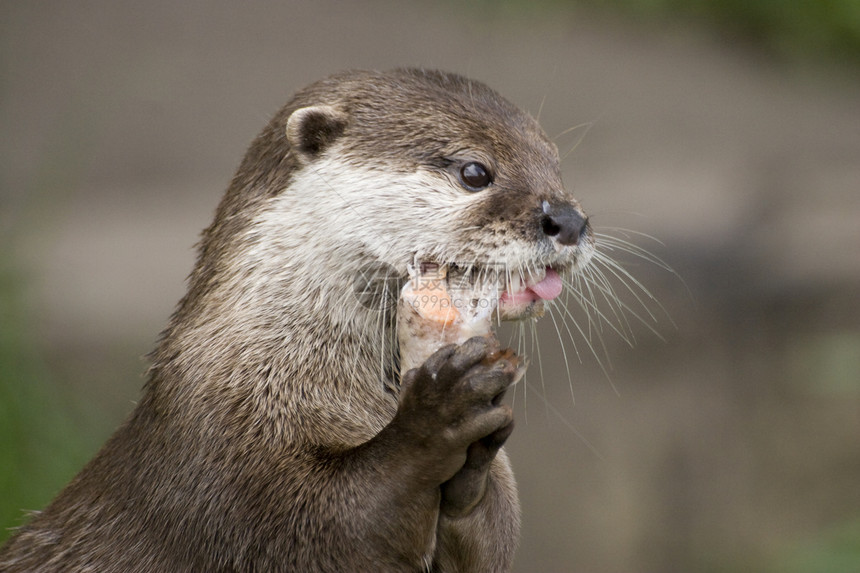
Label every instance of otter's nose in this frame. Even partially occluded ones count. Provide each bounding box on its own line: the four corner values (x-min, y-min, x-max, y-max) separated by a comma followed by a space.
540, 202, 588, 246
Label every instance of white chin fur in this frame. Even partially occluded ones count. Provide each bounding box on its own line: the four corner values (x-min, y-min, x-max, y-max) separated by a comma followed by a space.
250, 155, 593, 325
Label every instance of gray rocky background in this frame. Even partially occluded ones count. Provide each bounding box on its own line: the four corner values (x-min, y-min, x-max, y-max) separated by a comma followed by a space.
2, 1, 859, 571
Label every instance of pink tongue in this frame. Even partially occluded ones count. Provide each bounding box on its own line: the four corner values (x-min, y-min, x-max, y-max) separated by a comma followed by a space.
528, 268, 563, 301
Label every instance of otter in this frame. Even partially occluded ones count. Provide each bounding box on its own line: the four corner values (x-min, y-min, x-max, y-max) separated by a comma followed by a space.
0, 69, 593, 572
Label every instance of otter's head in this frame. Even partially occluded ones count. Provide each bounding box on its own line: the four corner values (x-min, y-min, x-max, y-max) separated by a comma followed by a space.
183, 69, 593, 344
260, 68, 593, 323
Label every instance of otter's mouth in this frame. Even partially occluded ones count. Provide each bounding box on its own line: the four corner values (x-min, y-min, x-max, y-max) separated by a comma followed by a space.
438, 262, 567, 322
500, 266, 564, 305
498, 266, 564, 319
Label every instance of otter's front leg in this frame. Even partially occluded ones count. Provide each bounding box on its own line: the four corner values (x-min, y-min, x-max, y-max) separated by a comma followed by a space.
360, 337, 517, 565
436, 346, 520, 519
433, 451, 521, 573
424, 347, 522, 573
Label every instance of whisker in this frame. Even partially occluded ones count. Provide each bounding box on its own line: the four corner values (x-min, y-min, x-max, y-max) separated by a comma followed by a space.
525, 383, 605, 461
528, 317, 550, 417
547, 304, 576, 405
589, 256, 668, 342
569, 272, 596, 343
596, 226, 666, 246
551, 296, 585, 365
583, 261, 644, 338
518, 320, 528, 423
592, 251, 673, 331
571, 266, 635, 346
379, 279, 393, 387
553, 291, 615, 383
552, 120, 594, 142
594, 232, 676, 275
535, 92, 547, 124
592, 251, 660, 310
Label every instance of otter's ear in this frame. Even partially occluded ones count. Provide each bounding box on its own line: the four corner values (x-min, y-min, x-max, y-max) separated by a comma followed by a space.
286, 105, 348, 164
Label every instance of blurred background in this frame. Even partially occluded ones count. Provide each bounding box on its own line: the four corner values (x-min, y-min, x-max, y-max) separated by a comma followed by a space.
2, 1, 859, 571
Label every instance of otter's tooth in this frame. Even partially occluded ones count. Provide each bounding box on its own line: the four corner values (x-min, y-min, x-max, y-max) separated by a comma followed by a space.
508, 273, 523, 294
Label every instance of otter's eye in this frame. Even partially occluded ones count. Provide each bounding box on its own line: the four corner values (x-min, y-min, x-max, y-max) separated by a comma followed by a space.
459, 162, 492, 191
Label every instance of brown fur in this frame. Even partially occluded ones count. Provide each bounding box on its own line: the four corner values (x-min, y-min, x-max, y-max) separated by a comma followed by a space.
0, 69, 591, 572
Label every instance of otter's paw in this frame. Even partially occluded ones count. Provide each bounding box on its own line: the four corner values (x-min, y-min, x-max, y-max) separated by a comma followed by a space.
395, 336, 521, 484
